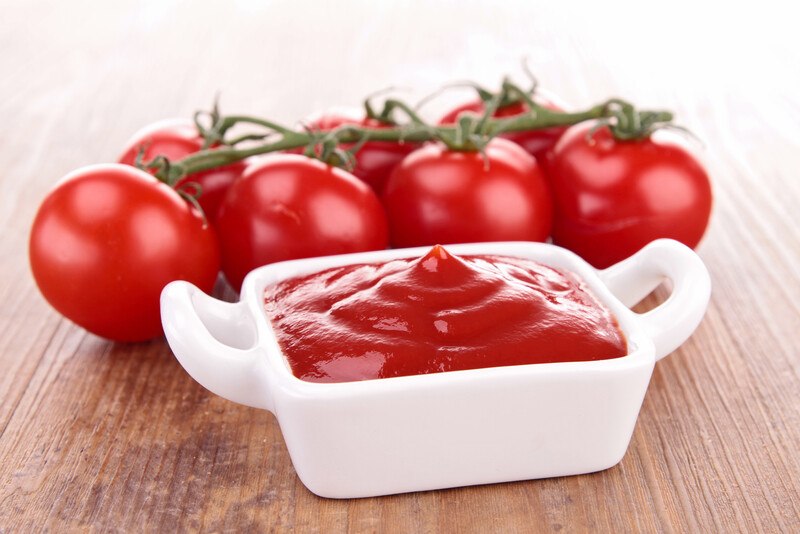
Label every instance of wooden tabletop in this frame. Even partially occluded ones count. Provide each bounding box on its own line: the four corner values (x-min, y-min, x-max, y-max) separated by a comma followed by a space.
2, 1, 798, 531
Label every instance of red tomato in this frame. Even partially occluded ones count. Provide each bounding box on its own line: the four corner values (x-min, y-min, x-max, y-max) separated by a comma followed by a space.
216, 154, 389, 289
383, 137, 553, 247
302, 110, 420, 195
547, 122, 712, 268
439, 97, 567, 163
29, 164, 220, 342
118, 118, 246, 221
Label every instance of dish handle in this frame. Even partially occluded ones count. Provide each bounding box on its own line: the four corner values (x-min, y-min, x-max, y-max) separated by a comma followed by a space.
599, 239, 711, 360
160, 281, 273, 411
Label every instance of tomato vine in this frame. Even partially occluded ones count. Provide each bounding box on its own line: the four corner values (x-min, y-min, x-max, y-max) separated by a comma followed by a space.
150, 80, 675, 185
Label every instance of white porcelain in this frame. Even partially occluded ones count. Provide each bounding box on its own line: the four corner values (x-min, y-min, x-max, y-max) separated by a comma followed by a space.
160, 239, 710, 499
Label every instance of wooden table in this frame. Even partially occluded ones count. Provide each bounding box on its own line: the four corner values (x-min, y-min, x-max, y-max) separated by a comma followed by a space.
2, 2, 798, 531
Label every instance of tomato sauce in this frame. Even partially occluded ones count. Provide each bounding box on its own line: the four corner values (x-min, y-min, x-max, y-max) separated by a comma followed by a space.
265, 245, 627, 383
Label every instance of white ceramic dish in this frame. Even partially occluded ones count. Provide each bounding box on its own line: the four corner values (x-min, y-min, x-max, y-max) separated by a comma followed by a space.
160, 239, 710, 499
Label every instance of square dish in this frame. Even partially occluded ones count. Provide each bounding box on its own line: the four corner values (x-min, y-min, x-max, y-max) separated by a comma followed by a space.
161, 239, 710, 498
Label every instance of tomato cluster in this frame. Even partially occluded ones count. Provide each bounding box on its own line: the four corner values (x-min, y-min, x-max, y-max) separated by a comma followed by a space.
28, 91, 712, 342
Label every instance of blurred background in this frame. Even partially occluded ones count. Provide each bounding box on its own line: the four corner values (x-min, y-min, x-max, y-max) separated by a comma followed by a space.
4, 0, 797, 143
3, 0, 798, 236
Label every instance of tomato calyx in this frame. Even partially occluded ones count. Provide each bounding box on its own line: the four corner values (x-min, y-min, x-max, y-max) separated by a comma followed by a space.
123, 115, 236, 226
298, 94, 431, 170
433, 78, 553, 153
173, 181, 209, 226
300, 131, 361, 171
193, 98, 291, 149
463, 77, 539, 112
128, 148, 209, 224
364, 92, 426, 127
139, 154, 210, 226
192, 97, 225, 148
593, 99, 676, 141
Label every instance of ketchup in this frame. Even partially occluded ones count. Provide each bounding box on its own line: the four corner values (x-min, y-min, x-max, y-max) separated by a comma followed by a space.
265, 245, 627, 383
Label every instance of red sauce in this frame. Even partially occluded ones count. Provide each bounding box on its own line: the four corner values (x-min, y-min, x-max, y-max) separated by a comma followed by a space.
265, 245, 627, 383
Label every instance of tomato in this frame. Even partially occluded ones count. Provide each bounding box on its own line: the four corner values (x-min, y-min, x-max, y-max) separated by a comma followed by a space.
302, 110, 420, 195
29, 164, 220, 342
439, 97, 567, 163
382, 137, 552, 247
118, 118, 246, 222
216, 154, 389, 289
547, 122, 712, 268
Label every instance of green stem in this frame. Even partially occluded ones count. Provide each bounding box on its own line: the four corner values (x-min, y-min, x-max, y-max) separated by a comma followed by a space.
169, 132, 307, 183
167, 98, 664, 183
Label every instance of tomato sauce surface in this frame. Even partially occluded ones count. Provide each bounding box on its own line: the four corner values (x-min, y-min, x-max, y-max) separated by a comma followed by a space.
265, 245, 627, 383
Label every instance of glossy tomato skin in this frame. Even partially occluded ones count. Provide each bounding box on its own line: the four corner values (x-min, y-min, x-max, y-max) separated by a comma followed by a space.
216, 154, 389, 290
383, 137, 553, 248
118, 118, 201, 163
118, 118, 246, 222
548, 123, 712, 268
439, 99, 567, 163
302, 111, 419, 195
29, 164, 220, 342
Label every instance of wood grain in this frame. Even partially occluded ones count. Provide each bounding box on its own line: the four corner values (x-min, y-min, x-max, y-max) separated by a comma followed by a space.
1, 1, 799, 532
